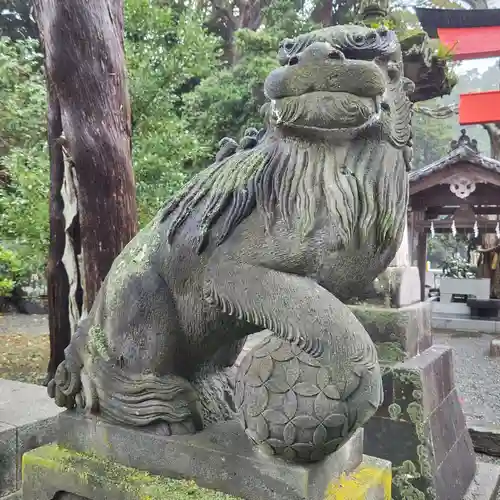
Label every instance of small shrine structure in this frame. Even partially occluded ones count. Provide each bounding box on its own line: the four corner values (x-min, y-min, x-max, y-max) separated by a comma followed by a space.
408, 131, 500, 301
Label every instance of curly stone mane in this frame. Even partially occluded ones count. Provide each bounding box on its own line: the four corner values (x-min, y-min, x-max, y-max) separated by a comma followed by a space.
159, 131, 408, 255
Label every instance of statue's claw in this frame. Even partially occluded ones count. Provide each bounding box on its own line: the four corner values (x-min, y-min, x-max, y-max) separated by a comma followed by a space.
54, 360, 81, 396
47, 377, 76, 410
47, 360, 82, 410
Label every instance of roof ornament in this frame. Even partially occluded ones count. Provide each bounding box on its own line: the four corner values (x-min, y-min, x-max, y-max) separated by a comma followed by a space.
450, 129, 479, 153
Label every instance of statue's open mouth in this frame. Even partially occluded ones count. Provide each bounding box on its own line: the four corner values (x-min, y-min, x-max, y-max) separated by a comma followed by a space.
270, 91, 385, 134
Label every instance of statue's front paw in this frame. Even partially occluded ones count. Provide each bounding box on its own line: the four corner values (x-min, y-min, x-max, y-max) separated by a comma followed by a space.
47, 360, 81, 409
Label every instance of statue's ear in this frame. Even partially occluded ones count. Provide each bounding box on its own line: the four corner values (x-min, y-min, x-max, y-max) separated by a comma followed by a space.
401, 77, 415, 95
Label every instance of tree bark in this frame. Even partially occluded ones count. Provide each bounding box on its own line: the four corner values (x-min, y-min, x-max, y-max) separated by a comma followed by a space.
44, 83, 75, 384
311, 0, 333, 25
483, 123, 500, 161
35, 0, 138, 313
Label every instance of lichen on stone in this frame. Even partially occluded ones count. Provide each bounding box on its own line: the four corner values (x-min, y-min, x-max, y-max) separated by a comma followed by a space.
88, 325, 109, 361
376, 341, 406, 364
388, 402, 402, 420
23, 444, 240, 499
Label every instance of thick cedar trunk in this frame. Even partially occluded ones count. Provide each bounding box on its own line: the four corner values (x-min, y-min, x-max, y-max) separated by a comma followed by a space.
311, 0, 333, 25
44, 85, 73, 383
35, 0, 138, 313
483, 123, 500, 161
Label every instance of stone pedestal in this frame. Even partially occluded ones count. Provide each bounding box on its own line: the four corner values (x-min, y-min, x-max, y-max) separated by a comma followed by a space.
349, 275, 500, 499
0, 379, 62, 500
22, 413, 392, 500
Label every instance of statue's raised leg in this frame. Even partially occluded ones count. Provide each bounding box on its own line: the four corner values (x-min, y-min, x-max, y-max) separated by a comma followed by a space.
204, 261, 383, 457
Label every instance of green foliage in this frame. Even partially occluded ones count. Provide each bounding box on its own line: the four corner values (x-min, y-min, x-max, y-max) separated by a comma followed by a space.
0, 244, 22, 296
0, 37, 46, 152
441, 255, 475, 279
125, 0, 222, 223
0, 0, 487, 283
183, 1, 318, 157
0, 36, 49, 277
412, 111, 455, 170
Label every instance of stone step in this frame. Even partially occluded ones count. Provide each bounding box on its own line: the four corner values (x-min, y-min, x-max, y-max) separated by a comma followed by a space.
0, 378, 62, 499
465, 461, 500, 500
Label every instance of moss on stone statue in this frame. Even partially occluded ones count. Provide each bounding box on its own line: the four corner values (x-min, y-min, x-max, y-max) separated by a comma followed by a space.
376, 341, 406, 364
349, 304, 408, 346
88, 325, 109, 361
380, 367, 435, 500
23, 444, 240, 499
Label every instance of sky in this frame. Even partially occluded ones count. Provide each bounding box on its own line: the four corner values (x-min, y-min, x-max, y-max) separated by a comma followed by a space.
457, 58, 498, 75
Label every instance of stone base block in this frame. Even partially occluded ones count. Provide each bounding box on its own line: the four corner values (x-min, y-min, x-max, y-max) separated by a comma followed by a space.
0, 379, 62, 498
364, 345, 476, 500
490, 337, 500, 357
385, 266, 422, 307
1, 492, 22, 500
464, 460, 500, 500
325, 455, 391, 499
22, 411, 390, 500
22, 443, 391, 500
349, 300, 432, 359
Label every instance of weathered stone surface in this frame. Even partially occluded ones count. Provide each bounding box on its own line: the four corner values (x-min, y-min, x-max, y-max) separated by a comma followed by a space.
1, 491, 22, 500
22, 441, 391, 500
489, 337, 500, 357
464, 460, 500, 500
0, 422, 16, 496
0, 379, 62, 496
364, 345, 476, 500
349, 301, 432, 358
234, 335, 371, 463
22, 444, 240, 500
53, 412, 366, 500
387, 266, 422, 307
322, 455, 391, 500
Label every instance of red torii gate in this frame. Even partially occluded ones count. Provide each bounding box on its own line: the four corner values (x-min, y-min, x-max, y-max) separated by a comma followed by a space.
416, 7, 500, 126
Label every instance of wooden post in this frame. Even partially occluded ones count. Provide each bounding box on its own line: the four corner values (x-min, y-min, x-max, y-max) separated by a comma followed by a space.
417, 230, 428, 301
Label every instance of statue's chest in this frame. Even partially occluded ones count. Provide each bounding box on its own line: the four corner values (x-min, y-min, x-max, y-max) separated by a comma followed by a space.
308, 213, 403, 298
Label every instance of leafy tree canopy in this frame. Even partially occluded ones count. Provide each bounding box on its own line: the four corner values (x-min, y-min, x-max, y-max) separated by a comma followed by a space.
0, 0, 488, 284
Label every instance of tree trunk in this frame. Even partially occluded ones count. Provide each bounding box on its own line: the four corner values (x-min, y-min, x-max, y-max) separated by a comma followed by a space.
483, 123, 500, 161
35, 0, 138, 315
44, 84, 75, 384
311, 0, 333, 25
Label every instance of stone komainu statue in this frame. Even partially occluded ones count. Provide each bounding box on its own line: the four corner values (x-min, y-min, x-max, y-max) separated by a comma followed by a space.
48, 24, 414, 463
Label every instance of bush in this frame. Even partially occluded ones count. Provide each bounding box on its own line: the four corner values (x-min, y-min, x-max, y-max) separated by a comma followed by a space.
0, 245, 22, 297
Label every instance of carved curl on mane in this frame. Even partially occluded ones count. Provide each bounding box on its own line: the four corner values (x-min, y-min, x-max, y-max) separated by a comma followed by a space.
159, 134, 407, 255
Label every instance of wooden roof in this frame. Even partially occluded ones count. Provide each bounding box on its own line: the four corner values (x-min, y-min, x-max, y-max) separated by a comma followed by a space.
415, 7, 500, 38
409, 130, 500, 195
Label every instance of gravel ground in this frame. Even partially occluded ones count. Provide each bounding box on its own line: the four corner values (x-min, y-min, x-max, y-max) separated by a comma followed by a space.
434, 331, 500, 426
0, 313, 48, 336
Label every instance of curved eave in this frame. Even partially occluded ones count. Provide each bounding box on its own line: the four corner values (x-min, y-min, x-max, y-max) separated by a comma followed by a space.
409, 146, 500, 184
